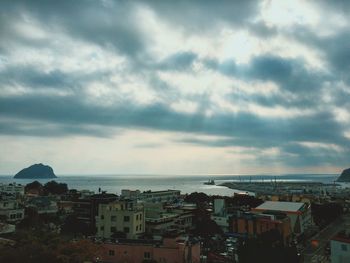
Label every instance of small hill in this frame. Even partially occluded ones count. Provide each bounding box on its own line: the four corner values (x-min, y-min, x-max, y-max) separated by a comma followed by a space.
14, 163, 57, 179
336, 168, 350, 182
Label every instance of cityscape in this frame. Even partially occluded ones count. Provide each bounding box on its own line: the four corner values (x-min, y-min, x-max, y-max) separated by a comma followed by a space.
1, 0, 350, 263
0, 168, 350, 263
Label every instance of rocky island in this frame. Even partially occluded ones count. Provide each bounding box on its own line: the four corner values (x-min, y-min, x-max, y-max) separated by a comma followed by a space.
14, 163, 57, 179
336, 168, 350, 182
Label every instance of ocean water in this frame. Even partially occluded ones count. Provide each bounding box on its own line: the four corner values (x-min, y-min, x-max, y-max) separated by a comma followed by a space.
0, 174, 339, 196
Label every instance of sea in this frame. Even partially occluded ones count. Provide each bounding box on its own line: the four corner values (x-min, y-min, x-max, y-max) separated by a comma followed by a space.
0, 174, 341, 196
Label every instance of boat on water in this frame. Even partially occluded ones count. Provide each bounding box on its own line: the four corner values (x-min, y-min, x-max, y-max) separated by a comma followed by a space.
204, 179, 215, 185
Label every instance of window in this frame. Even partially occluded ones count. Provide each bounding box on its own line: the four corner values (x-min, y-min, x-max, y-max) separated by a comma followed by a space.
100, 226, 104, 231
16, 213, 22, 218
140, 214, 142, 220
139, 224, 142, 231
124, 227, 130, 233
136, 225, 138, 231
111, 215, 116, 222
101, 215, 104, 220
136, 214, 138, 220
10, 214, 16, 219
124, 216, 130, 222
341, 244, 348, 251
111, 227, 116, 233
144, 252, 151, 259
108, 250, 115, 256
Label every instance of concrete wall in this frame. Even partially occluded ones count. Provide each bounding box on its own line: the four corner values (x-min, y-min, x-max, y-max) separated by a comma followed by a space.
331, 240, 350, 263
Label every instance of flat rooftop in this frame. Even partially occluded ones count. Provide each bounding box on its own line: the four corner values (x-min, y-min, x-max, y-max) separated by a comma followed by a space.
254, 201, 305, 212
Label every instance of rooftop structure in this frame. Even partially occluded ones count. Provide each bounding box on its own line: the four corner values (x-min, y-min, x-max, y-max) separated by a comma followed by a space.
252, 201, 312, 235
102, 236, 200, 263
96, 199, 145, 239
253, 201, 304, 213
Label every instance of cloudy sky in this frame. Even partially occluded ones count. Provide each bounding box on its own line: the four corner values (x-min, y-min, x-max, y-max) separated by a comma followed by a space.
0, 0, 349, 175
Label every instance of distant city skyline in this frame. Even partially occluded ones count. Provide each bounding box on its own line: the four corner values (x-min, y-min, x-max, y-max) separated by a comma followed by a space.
0, 0, 349, 175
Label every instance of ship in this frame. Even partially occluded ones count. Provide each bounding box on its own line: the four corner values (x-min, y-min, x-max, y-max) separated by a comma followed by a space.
204, 179, 215, 185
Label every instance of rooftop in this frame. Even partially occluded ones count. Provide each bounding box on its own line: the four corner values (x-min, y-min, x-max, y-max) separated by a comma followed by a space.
254, 201, 305, 212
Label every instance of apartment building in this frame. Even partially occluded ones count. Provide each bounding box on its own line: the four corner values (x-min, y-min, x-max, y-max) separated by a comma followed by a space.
231, 211, 291, 244
96, 199, 145, 239
140, 190, 181, 203
0, 196, 24, 222
102, 235, 200, 263
252, 201, 312, 235
0, 183, 24, 196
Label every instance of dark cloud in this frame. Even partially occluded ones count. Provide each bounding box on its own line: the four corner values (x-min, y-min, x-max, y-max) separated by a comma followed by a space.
0, 94, 348, 149
0, 66, 70, 89
209, 54, 328, 93
156, 52, 197, 71
0, 0, 349, 170
0, 0, 146, 59
143, 0, 260, 31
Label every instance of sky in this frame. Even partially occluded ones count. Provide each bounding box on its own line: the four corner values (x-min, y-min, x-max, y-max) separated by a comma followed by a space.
0, 0, 349, 175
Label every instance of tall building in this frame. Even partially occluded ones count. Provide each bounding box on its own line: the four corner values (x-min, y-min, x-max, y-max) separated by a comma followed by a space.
0, 196, 24, 222
140, 190, 181, 203
231, 211, 291, 244
96, 199, 145, 239
252, 201, 312, 235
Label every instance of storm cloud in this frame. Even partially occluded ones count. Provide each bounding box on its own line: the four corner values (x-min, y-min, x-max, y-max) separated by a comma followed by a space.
0, 0, 349, 174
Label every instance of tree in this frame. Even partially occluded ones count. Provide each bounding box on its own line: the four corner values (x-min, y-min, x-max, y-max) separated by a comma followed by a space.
0, 230, 102, 263
61, 215, 92, 237
56, 239, 103, 263
44, 181, 68, 195
238, 230, 300, 263
25, 181, 43, 195
311, 202, 343, 227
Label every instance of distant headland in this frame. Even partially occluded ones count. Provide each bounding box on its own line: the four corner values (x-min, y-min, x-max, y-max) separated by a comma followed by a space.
336, 168, 350, 182
14, 163, 57, 179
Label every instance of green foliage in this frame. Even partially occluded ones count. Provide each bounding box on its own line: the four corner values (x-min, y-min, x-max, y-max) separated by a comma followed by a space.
61, 215, 94, 236
311, 202, 343, 227
238, 230, 299, 263
184, 192, 210, 205
25, 181, 43, 194
44, 181, 68, 195
0, 230, 102, 263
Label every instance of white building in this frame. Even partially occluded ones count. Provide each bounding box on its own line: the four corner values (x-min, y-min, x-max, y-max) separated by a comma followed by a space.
252, 201, 312, 235
0, 222, 16, 234
0, 197, 24, 222
211, 199, 230, 232
0, 183, 24, 196
331, 231, 350, 263
96, 199, 145, 239
140, 190, 181, 203
121, 189, 141, 199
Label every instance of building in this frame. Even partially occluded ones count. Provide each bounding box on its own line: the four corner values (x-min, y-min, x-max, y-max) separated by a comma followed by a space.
211, 199, 231, 232
0, 183, 24, 196
121, 189, 141, 199
102, 235, 200, 263
145, 203, 195, 239
27, 196, 58, 214
231, 211, 291, 244
140, 190, 181, 203
331, 230, 350, 263
252, 201, 312, 235
71, 193, 118, 232
96, 199, 145, 239
0, 196, 24, 222
0, 222, 16, 235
